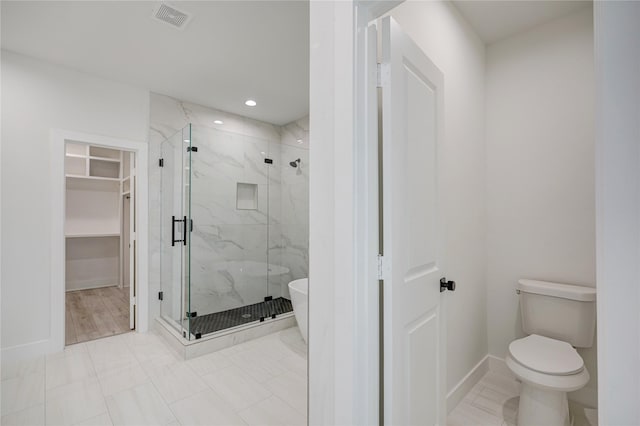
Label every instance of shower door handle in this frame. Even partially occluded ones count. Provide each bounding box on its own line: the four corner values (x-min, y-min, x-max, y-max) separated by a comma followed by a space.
183, 216, 187, 246
171, 215, 187, 246
171, 216, 178, 246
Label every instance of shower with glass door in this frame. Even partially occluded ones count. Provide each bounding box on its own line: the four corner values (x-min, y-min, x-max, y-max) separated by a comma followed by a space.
158, 123, 308, 340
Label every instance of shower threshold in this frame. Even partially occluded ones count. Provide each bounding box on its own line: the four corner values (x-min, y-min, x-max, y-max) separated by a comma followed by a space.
154, 299, 295, 359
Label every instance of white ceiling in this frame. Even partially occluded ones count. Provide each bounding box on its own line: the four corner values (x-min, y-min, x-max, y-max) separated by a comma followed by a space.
452, 0, 591, 44
1, 1, 309, 125
2, 1, 591, 123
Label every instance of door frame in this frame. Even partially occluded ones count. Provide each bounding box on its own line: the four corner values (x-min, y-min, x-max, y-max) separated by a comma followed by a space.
121, 181, 136, 330
308, 1, 401, 425
49, 129, 149, 353
594, 2, 640, 422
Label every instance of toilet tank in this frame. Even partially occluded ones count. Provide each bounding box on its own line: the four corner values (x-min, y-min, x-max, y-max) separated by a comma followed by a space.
518, 279, 596, 348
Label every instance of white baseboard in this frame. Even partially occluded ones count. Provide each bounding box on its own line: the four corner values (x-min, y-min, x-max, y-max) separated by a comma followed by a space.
1, 339, 49, 364
488, 354, 516, 379
447, 355, 490, 413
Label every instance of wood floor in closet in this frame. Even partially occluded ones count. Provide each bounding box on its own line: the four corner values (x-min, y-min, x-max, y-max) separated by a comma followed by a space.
65, 286, 130, 345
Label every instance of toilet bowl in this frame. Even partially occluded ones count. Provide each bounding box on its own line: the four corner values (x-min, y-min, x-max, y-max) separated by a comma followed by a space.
508, 279, 596, 426
506, 334, 590, 426
288, 278, 308, 343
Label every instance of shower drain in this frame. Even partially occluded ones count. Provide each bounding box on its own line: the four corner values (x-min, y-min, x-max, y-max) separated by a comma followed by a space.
241, 313, 252, 319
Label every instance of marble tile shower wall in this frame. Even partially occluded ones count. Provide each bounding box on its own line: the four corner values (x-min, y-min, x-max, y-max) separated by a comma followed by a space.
149, 93, 309, 323
275, 121, 310, 291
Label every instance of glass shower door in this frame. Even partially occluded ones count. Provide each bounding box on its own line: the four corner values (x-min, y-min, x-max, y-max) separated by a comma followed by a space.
159, 124, 192, 338
186, 126, 273, 333
160, 123, 299, 339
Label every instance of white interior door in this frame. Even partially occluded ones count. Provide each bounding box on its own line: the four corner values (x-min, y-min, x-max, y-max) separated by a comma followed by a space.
129, 153, 136, 329
381, 16, 447, 426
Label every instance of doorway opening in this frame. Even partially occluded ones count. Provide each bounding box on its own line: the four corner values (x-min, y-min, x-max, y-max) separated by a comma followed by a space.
64, 142, 137, 345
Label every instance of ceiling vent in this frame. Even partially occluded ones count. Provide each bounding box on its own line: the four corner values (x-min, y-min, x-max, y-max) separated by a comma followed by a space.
152, 3, 192, 30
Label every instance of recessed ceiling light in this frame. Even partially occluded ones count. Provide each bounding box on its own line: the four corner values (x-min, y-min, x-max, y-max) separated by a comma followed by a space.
214, 120, 224, 125
296, 139, 303, 144
184, 139, 190, 143
245, 99, 257, 107
260, 151, 266, 155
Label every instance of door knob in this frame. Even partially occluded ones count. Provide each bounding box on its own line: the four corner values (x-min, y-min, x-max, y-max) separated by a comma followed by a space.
440, 277, 456, 292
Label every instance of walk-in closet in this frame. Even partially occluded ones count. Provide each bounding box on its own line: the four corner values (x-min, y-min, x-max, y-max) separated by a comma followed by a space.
64, 142, 136, 344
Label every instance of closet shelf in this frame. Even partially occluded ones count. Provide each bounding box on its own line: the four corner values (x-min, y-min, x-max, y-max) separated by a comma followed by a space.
66, 175, 120, 191
65, 153, 121, 163
66, 233, 120, 238
66, 174, 120, 181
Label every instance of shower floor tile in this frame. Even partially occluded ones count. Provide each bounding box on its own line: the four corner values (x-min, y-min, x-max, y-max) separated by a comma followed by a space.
190, 297, 293, 337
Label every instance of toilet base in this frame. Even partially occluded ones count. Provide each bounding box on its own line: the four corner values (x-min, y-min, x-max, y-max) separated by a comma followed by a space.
518, 383, 569, 426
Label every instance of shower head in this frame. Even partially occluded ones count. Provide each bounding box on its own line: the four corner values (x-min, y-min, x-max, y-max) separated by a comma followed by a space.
289, 158, 301, 168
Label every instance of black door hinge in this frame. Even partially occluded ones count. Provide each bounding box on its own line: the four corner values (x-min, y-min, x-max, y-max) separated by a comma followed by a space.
158, 291, 164, 300
187, 146, 198, 152
159, 158, 164, 167
186, 311, 197, 318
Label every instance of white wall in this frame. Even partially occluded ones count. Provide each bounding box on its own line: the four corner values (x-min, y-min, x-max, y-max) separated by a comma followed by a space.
308, 1, 357, 423
485, 8, 596, 403
389, 0, 488, 396
65, 179, 122, 291
0, 50, 149, 353
594, 1, 640, 423
65, 237, 120, 291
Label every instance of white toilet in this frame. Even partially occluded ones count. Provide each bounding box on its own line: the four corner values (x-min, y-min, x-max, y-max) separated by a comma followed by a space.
507, 279, 596, 426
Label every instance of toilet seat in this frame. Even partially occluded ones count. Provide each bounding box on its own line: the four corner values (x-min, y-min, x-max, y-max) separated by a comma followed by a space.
506, 354, 589, 393
506, 335, 589, 393
509, 334, 584, 376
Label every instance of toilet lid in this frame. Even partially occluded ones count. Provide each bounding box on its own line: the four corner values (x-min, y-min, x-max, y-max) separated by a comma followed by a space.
509, 334, 584, 376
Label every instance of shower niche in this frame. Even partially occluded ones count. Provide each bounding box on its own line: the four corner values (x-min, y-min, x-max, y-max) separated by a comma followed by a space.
236, 183, 258, 210
156, 112, 309, 349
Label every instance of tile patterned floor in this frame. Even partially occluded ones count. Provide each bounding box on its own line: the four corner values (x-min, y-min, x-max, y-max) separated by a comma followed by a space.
448, 370, 594, 426
1, 327, 307, 426
448, 371, 520, 426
